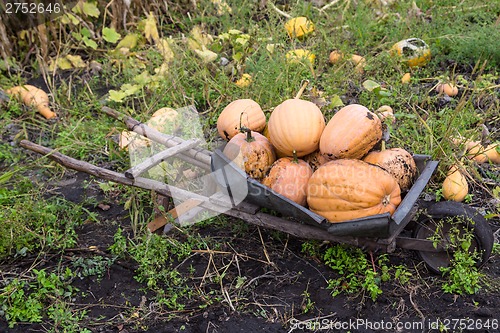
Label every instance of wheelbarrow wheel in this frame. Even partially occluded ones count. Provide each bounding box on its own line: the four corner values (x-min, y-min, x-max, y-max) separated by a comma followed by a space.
413, 201, 494, 274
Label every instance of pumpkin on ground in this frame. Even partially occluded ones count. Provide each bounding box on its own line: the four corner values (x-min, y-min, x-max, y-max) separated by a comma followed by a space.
223, 129, 276, 179
217, 99, 266, 140
262, 156, 313, 206
442, 165, 468, 202
267, 98, 325, 157
363, 148, 417, 192
307, 159, 401, 223
320, 104, 382, 160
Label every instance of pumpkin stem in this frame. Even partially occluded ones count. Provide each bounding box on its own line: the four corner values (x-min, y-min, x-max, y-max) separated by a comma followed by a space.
239, 111, 250, 132
242, 126, 254, 142
294, 79, 309, 99
382, 194, 391, 206
381, 140, 386, 151
292, 150, 299, 163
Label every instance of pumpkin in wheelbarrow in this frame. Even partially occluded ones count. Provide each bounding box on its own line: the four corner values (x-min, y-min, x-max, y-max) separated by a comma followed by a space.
306, 159, 401, 223
223, 128, 276, 180
319, 104, 382, 160
262, 155, 313, 207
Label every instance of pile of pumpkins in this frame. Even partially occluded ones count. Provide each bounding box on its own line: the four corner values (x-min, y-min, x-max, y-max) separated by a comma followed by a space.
217, 97, 419, 223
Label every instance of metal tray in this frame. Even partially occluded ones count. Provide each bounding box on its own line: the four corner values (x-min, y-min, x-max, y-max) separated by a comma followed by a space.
210, 149, 438, 238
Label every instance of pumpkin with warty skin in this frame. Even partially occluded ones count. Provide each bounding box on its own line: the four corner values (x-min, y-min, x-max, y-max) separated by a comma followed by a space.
223, 129, 276, 179
267, 98, 326, 157
319, 104, 382, 160
307, 159, 401, 223
303, 150, 329, 172
217, 99, 266, 141
262, 156, 313, 206
363, 148, 417, 192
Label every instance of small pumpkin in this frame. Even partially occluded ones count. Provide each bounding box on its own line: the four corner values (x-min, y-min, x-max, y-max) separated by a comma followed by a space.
464, 140, 488, 164
328, 50, 344, 64
267, 98, 326, 157
363, 148, 417, 192
319, 104, 382, 160
284, 17, 315, 39
307, 159, 401, 223
262, 155, 313, 206
484, 143, 500, 164
435, 83, 458, 97
390, 38, 431, 68
375, 105, 396, 124
442, 165, 468, 202
148, 107, 179, 133
217, 99, 266, 141
223, 129, 276, 179
7, 85, 56, 119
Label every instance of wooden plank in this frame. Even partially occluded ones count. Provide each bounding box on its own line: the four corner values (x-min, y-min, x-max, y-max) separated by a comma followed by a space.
147, 198, 204, 232
124, 139, 201, 179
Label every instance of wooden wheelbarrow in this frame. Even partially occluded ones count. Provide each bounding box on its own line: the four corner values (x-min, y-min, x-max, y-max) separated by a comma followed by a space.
19, 107, 494, 273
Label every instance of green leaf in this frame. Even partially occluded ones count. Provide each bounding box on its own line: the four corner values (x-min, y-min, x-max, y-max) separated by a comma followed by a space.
71, 31, 82, 41
362, 79, 381, 92
330, 95, 344, 107
133, 71, 153, 85
72, 0, 100, 18
115, 34, 139, 50
121, 84, 141, 96
108, 90, 128, 103
80, 27, 92, 38
59, 13, 80, 25
102, 27, 121, 44
82, 36, 97, 50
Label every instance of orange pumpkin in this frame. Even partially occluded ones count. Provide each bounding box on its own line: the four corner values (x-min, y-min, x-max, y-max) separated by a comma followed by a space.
363, 148, 417, 192
262, 156, 313, 206
319, 104, 382, 160
442, 165, 468, 202
217, 99, 266, 140
307, 159, 401, 223
267, 98, 325, 157
303, 150, 329, 172
223, 129, 276, 179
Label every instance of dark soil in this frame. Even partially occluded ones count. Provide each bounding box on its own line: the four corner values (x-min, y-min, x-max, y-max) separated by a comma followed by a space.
1, 169, 499, 333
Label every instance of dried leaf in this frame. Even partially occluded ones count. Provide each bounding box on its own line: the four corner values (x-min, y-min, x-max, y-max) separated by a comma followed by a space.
65, 54, 86, 68
60, 13, 80, 25
211, 0, 232, 15
143, 12, 159, 43
235, 74, 252, 88
49, 57, 73, 70
189, 26, 213, 51
156, 38, 175, 62
194, 46, 218, 63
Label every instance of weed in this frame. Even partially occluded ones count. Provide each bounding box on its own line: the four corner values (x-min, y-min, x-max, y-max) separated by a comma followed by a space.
0, 192, 88, 258
439, 225, 484, 295
0, 268, 83, 329
71, 255, 115, 280
323, 244, 382, 301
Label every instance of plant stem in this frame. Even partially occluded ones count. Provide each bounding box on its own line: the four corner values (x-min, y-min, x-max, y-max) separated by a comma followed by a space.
295, 80, 309, 99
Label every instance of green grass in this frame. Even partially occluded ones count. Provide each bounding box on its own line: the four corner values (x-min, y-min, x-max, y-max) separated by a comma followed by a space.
1, 0, 500, 329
